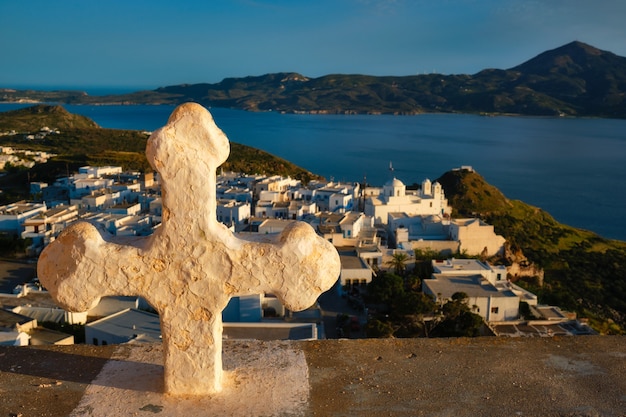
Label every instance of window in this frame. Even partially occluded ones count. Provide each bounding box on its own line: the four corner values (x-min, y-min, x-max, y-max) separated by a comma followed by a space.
491, 307, 499, 314
497, 273, 502, 281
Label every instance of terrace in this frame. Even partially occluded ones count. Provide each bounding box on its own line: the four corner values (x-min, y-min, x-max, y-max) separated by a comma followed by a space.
1, 336, 624, 416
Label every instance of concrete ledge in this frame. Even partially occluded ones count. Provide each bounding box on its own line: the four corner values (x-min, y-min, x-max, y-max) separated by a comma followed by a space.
1, 336, 625, 416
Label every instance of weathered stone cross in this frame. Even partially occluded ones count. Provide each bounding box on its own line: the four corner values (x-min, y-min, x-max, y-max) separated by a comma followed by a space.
37, 103, 340, 396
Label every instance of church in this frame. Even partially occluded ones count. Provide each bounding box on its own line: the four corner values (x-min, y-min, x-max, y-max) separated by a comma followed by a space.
363, 177, 451, 225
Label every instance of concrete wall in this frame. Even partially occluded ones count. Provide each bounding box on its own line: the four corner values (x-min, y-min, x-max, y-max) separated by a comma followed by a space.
410, 240, 459, 256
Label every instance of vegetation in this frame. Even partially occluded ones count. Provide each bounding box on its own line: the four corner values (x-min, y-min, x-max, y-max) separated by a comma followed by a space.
3, 42, 625, 118
0, 105, 323, 202
0, 103, 99, 131
385, 252, 410, 275
365, 269, 483, 338
366, 168, 626, 336
437, 168, 626, 334
430, 292, 484, 337
0, 233, 31, 256
40, 322, 86, 344
2, 102, 625, 336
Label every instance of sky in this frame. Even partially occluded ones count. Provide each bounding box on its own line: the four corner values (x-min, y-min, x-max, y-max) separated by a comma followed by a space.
1, 0, 626, 91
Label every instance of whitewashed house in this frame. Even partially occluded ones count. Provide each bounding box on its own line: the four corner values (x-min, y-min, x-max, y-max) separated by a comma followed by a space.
329, 192, 352, 213
21, 204, 79, 251
288, 200, 317, 220
449, 218, 506, 256
338, 250, 374, 289
422, 258, 537, 322
86, 308, 161, 346
0, 201, 47, 234
217, 199, 251, 225
78, 165, 123, 177
364, 178, 451, 225
423, 273, 520, 322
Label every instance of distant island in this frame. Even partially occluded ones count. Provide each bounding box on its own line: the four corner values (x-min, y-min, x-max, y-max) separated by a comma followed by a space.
2, 41, 626, 119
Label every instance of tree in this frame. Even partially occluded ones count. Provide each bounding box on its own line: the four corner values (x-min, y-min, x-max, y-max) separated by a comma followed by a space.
365, 319, 395, 338
393, 292, 436, 318
366, 272, 404, 305
386, 252, 409, 275
431, 292, 484, 337
404, 274, 422, 292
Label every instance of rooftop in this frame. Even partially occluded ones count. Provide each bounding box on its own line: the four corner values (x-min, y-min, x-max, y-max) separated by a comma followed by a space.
432, 258, 491, 273
0, 336, 624, 416
339, 251, 370, 270
425, 274, 508, 299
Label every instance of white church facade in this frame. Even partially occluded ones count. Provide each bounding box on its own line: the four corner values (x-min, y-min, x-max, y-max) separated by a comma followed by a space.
364, 178, 451, 225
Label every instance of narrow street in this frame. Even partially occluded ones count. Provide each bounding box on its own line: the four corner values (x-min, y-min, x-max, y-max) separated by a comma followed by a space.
317, 282, 367, 339
0, 259, 37, 293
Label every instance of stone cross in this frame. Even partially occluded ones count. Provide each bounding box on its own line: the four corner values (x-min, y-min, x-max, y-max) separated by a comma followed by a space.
37, 103, 341, 396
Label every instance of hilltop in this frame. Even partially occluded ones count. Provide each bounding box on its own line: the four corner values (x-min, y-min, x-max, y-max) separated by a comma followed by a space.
2, 41, 626, 118
437, 168, 626, 333
0, 105, 99, 131
0, 105, 322, 203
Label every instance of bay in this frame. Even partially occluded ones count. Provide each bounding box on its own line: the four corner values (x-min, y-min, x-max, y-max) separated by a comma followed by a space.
2, 103, 625, 241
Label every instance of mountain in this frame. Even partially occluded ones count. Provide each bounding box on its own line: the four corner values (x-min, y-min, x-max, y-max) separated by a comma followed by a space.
505, 41, 626, 117
437, 168, 626, 334
2, 41, 625, 118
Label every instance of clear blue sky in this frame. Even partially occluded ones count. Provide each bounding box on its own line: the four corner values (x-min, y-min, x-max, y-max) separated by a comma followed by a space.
2, 0, 625, 90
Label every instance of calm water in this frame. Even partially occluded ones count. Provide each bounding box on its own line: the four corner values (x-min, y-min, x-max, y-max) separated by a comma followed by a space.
2, 103, 625, 241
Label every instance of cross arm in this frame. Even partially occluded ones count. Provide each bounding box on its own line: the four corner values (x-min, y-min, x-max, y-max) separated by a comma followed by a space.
225, 222, 341, 311
37, 221, 152, 312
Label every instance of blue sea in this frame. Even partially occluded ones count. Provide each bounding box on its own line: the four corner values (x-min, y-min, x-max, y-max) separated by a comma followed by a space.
2, 102, 625, 241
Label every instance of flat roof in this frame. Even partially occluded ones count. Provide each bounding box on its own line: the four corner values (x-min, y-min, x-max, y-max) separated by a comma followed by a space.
339, 211, 363, 224
340, 253, 369, 270
13, 306, 65, 323
432, 258, 491, 274
223, 322, 316, 341
86, 308, 161, 342
387, 212, 410, 221
491, 322, 583, 337
534, 305, 567, 320
0, 309, 35, 328
424, 274, 510, 299
29, 327, 74, 344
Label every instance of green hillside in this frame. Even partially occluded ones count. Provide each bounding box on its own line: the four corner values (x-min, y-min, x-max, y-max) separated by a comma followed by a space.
0, 105, 322, 202
0, 104, 99, 131
437, 168, 626, 334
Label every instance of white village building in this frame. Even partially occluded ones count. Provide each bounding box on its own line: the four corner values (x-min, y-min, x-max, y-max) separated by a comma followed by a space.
387, 214, 506, 257
0, 201, 47, 234
422, 258, 538, 322
364, 178, 450, 225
